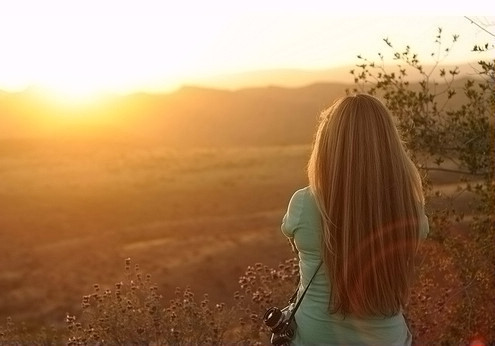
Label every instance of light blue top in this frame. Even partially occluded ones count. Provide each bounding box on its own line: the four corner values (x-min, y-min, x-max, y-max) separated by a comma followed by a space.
281, 187, 429, 346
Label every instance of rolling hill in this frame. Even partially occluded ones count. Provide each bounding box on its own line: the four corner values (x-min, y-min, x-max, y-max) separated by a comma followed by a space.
0, 60, 477, 148
0, 82, 350, 147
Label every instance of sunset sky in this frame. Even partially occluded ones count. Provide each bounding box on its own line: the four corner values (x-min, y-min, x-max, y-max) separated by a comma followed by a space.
0, 1, 493, 98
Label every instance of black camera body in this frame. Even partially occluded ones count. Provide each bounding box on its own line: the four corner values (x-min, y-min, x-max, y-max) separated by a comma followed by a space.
263, 303, 296, 346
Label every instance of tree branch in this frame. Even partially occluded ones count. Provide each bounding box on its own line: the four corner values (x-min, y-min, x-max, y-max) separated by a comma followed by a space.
464, 16, 495, 38
422, 166, 487, 176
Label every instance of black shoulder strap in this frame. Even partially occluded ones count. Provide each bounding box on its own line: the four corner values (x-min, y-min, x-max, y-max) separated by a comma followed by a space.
288, 261, 322, 321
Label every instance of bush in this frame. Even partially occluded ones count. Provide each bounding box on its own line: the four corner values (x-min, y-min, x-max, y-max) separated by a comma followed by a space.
65, 258, 231, 346
0, 257, 298, 346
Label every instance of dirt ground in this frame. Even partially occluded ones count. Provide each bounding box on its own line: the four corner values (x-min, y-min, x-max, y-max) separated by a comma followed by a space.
0, 141, 309, 326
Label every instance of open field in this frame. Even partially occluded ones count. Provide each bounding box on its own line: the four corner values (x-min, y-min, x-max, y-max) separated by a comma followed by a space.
0, 138, 483, 332
0, 140, 313, 326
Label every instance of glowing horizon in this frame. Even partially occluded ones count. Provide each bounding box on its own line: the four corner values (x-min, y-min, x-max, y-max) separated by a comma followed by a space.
1, 1, 493, 101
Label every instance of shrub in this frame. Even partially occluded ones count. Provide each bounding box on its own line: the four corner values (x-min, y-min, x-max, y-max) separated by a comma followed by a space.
0, 257, 300, 346
232, 258, 299, 345
65, 258, 231, 346
62, 257, 299, 346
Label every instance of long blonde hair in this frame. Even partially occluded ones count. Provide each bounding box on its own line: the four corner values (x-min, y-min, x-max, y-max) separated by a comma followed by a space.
308, 94, 424, 317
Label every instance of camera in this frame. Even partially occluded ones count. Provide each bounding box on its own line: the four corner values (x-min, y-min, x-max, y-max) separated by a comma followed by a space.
263, 303, 296, 346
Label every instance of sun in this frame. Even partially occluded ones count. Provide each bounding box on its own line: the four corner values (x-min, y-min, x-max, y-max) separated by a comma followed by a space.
31, 61, 187, 108
41, 84, 105, 107
33, 65, 128, 107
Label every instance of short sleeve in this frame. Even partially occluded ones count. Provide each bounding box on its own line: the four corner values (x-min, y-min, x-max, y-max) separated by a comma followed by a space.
281, 189, 306, 238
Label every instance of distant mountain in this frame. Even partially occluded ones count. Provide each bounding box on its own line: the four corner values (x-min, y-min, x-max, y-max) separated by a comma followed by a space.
179, 62, 479, 91
185, 66, 355, 90
0, 82, 350, 147
0, 62, 476, 148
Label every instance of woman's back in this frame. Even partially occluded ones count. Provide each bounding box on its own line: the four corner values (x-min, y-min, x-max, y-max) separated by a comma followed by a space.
282, 187, 426, 345
282, 187, 428, 345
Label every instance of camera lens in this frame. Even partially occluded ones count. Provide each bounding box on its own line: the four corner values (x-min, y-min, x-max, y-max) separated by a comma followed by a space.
263, 307, 283, 329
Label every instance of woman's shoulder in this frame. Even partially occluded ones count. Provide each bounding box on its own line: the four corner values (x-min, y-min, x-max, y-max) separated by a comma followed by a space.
287, 186, 319, 215
290, 186, 313, 201
282, 186, 320, 237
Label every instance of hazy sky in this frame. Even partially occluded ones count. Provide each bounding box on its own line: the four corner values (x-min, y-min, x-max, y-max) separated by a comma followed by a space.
0, 0, 493, 96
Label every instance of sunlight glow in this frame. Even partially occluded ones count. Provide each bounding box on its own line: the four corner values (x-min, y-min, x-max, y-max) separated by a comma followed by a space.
40, 83, 107, 107
0, 1, 493, 97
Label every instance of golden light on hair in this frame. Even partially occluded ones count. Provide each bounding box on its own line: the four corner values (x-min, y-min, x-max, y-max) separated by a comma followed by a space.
308, 93, 425, 317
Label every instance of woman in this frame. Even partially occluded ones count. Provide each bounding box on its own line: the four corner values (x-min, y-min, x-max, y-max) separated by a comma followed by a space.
281, 94, 429, 345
